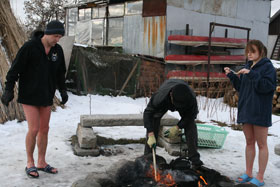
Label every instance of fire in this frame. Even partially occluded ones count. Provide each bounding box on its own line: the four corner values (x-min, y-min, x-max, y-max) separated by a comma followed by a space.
147, 165, 208, 187
147, 164, 177, 187
198, 176, 208, 187
200, 176, 208, 185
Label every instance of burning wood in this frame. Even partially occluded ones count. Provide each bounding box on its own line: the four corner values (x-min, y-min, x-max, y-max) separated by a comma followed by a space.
108, 154, 233, 187
87, 154, 245, 187
147, 164, 176, 186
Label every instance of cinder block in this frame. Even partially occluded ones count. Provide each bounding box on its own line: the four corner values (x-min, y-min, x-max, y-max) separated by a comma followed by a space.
73, 143, 100, 157
158, 136, 188, 157
76, 123, 97, 149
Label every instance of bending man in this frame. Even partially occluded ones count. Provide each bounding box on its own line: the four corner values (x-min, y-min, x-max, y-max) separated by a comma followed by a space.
143, 79, 203, 167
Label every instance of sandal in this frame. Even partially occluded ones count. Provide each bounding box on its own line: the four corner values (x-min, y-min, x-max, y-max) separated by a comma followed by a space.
236, 174, 252, 183
25, 166, 39, 178
37, 164, 58, 174
247, 178, 264, 187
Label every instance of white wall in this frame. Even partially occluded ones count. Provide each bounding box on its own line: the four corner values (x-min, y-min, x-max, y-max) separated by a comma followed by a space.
166, 0, 270, 45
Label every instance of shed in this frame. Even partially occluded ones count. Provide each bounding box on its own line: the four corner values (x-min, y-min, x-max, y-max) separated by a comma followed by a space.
64, 0, 271, 97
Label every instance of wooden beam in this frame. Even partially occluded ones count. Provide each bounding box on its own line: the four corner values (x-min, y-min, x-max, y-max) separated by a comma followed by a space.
117, 61, 139, 96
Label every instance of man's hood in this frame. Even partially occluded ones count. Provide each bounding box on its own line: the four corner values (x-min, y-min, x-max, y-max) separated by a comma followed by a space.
30, 30, 44, 40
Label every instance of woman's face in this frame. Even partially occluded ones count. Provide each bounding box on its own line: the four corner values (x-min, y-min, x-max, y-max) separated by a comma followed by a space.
247, 45, 261, 62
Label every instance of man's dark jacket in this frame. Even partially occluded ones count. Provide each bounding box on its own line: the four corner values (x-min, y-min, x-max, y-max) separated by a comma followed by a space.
227, 57, 276, 127
4, 31, 67, 106
144, 79, 198, 132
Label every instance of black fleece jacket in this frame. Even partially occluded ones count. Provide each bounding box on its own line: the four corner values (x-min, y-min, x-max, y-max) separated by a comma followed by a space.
4, 31, 67, 106
144, 79, 198, 133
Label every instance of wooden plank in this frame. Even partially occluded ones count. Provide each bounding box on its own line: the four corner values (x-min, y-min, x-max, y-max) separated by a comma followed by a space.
117, 61, 139, 96
168, 77, 228, 82
168, 35, 247, 48
165, 55, 245, 65
167, 70, 229, 82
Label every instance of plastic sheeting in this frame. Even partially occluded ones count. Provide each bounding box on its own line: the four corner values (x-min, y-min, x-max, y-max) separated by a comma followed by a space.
75, 18, 124, 46
66, 45, 141, 96
92, 19, 106, 46
75, 20, 92, 45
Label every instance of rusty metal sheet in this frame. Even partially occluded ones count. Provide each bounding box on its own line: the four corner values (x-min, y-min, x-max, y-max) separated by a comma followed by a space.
123, 15, 166, 58
143, 0, 166, 17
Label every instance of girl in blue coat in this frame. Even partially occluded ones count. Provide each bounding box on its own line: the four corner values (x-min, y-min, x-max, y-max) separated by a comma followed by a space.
224, 40, 276, 187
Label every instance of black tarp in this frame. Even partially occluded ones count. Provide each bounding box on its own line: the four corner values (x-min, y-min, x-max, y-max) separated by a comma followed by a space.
66, 46, 141, 96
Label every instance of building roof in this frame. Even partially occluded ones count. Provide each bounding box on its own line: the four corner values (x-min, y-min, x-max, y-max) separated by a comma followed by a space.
64, 0, 138, 8
270, 8, 280, 23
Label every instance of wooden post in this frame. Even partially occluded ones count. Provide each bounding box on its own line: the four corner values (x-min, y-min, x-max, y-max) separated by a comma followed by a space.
117, 61, 140, 96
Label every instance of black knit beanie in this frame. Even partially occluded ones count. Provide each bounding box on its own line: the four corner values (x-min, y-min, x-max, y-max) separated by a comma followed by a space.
45, 20, 65, 36
171, 84, 193, 108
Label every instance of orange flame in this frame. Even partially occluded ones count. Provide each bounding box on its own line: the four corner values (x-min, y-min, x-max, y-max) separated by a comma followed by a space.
199, 176, 208, 186
147, 164, 177, 187
200, 176, 208, 185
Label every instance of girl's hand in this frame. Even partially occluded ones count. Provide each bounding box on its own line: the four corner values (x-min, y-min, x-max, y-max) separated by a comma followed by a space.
237, 68, 250, 74
224, 67, 231, 75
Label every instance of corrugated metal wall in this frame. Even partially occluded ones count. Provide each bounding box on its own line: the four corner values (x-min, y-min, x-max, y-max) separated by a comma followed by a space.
123, 15, 166, 58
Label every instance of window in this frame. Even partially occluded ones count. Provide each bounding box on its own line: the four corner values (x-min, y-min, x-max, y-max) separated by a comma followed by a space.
92, 19, 106, 45
125, 1, 142, 15
108, 17, 123, 46
99, 7, 106, 18
79, 8, 91, 21
84, 8, 92, 20
66, 8, 78, 36
92, 8, 99, 18
109, 4, 124, 17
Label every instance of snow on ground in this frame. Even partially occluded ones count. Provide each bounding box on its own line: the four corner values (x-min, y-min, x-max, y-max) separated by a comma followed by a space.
271, 59, 280, 69
0, 92, 279, 187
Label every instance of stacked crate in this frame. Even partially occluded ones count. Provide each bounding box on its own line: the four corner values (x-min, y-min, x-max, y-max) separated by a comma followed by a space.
272, 69, 280, 114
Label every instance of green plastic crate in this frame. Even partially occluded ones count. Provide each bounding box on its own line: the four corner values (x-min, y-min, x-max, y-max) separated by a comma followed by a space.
196, 124, 229, 149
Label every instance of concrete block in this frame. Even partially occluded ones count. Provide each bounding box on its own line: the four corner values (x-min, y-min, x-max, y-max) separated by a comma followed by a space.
80, 114, 178, 127
73, 143, 100, 157
76, 123, 97, 149
275, 144, 280, 156
159, 126, 181, 144
161, 114, 179, 126
158, 136, 188, 157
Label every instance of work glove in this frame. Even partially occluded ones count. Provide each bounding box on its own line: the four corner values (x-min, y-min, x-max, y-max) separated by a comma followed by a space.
60, 90, 68, 105
1, 90, 14, 106
147, 134, 156, 149
164, 126, 181, 139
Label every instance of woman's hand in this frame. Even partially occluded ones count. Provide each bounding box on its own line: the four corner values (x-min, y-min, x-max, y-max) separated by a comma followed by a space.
237, 68, 250, 75
224, 67, 231, 75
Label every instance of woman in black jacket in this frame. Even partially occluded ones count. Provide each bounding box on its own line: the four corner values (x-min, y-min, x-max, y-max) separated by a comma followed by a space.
224, 40, 276, 186
1, 20, 68, 178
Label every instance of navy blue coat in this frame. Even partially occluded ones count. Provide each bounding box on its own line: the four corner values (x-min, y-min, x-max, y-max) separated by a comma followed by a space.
227, 57, 276, 127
